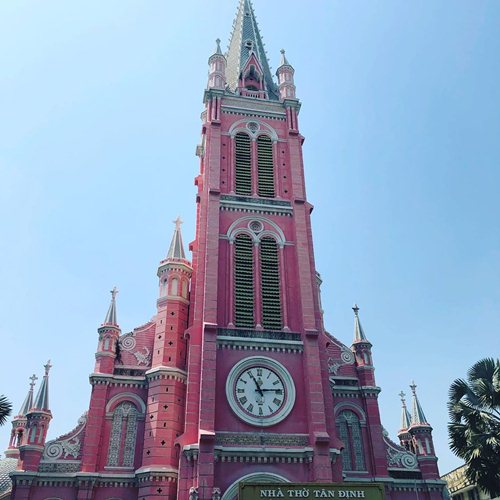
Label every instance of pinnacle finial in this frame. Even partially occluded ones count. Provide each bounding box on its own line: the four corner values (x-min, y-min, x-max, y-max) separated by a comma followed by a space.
103, 287, 119, 326
399, 390, 406, 405
279, 48, 290, 66
173, 216, 183, 231
43, 360, 52, 375
18, 374, 38, 416
352, 303, 368, 343
29, 374, 38, 391
409, 380, 428, 426
215, 38, 222, 55
398, 389, 412, 432
32, 360, 52, 411
166, 217, 186, 260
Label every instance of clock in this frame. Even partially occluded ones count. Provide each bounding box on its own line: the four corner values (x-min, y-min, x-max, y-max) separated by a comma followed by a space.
225, 356, 296, 426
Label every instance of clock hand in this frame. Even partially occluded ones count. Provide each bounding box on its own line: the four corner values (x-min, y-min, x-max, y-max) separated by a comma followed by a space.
260, 389, 282, 392
248, 372, 264, 397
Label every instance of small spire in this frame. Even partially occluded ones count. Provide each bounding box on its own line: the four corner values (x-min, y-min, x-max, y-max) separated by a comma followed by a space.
399, 390, 412, 431
17, 374, 37, 416
32, 361, 51, 411
166, 217, 186, 260
409, 381, 428, 426
279, 48, 290, 66
215, 38, 222, 55
102, 287, 118, 326
352, 304, 368, 342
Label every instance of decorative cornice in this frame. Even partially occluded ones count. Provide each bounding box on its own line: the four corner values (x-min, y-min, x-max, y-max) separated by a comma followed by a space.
145, 366, 187, 383
213, 446, 314, 464
220, 194, 293, 217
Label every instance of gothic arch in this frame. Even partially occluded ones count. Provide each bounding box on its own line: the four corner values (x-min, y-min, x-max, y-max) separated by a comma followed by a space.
106, 392, 146, 415
334, 402, 367, 424
227, 215, 286, 247
228, 118, 278, 142
221, 472, 289, 500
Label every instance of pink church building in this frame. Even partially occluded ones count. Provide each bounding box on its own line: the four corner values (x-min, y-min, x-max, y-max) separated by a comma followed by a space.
2, 1, 447, 499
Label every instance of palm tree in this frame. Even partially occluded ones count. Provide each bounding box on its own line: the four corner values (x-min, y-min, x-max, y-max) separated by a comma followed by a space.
448, 358, 500, 497
0, 394, 12, 426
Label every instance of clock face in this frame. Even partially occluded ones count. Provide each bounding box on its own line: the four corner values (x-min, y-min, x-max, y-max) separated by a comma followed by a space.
226, 357, 296, 426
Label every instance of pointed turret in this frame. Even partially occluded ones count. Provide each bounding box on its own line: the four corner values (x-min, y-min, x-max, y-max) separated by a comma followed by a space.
226, 0, 278, 99
397, 390, 413, 451
94, 288, 121, 374
102, 286, 118, 326
5, 375, 37, 458
406, 382, 440, 479
409, 381, 428, 426
352, 304, 369, 343
276, 49, 297, 100
166, 216, 187, 260
19, 362, 53, 471
399, 391, 412, 431
350, 305, 375, 386
32, 361, 51, 411
18, 375, 37, 416
208, 38, 227, 91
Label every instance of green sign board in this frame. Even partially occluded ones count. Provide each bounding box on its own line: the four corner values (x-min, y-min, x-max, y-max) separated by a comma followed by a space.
239, 483, 385, 500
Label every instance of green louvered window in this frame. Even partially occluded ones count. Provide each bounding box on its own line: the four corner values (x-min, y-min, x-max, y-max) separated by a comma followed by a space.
336, 410, 366, 471
257, 135, 275, 197
260, 237, 282, 330
235, 132, 252, 195
234, 234, 254, 327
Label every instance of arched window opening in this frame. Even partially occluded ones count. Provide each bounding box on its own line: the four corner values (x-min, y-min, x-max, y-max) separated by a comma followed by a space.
260, 237, 282, 330
107, 402, 138, 468
234, 133, 252, 195
171, 278, 179, 296
257, 135, 275, 198
336, 410, 366, 471
234, 234, 254, 327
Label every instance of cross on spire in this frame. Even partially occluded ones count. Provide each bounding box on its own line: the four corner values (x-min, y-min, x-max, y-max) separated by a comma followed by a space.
173, 216, 183, 231
399, 391, 406, 404
111, 286, 118, 300
29, 374, 38, 390
44, 360, 52, 375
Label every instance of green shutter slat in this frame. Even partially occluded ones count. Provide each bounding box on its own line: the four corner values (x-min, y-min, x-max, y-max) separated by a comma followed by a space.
235, 133, 252, 195
257, 135, 275, 198
260, 237, 282, 330
234, 234, 255, 327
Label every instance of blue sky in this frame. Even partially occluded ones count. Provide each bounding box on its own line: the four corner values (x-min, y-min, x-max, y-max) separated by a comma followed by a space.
1, 0, 499, 475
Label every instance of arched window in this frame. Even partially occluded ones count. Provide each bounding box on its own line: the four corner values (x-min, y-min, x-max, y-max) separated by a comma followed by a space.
257, 135, 275, 197
336, 410, 366, 471
234, 132, 252, 195
260, 237, 281, 330
234, 234, 254, 327
171, 277, 179, 296
107, 402, 139, 468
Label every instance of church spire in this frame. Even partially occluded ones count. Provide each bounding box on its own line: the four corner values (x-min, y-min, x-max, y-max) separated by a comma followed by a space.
166, 217, 186, 260
399, 390, 412, 431
225, 0, 278, 99
409, 381, 429, 426
352, 304, 368, 343
32, 360, 51, 411
102, 286, 118, 326
18, 374, 37, 416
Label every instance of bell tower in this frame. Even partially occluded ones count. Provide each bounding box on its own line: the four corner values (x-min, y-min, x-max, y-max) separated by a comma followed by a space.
178, 0, 342, 497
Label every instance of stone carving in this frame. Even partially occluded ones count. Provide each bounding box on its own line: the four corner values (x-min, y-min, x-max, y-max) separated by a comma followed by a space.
328, 347, 355, 376
384, 434, 418, 470
120, 333, 136, 351
39, 462, 81, 473
107, 402, 138, 468
189, 486, 199, 500
42, 412, 87, 461
133, 346, 151, 366
212, 487, 221, 500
